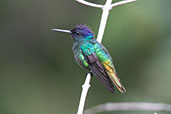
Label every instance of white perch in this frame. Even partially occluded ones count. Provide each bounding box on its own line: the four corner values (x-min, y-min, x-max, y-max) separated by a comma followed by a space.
84, 102, 171, 114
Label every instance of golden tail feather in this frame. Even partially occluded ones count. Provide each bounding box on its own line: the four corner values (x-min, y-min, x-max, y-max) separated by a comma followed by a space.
102, 61, 126, 93
108, 71, 126, 93
104, 66, 126, 93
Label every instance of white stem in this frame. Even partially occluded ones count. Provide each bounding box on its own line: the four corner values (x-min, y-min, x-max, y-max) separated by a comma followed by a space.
84, 102, 171, 114
97, 0, 112, 42
111, 0, 137, 8
75, 0, 137, 114
76, 0, 103, 8
77, 73, 91, 114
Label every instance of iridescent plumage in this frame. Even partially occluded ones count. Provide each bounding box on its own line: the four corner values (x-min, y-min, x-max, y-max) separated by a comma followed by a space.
53, 24, 126, 93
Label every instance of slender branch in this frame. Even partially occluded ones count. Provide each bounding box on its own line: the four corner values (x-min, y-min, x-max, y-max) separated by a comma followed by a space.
76, 0, 103, 8
111, 0, 137, 8
97, 0, 137, 42
84, 102, 171, 114
76, 0, 137, 42
77, 73, 91, 114
96, 0, 112, 42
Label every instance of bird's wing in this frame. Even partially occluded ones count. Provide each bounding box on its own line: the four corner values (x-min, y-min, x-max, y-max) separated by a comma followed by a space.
74, 49, 89, 69
94, 42, 126, 93
82, 49, 115, 93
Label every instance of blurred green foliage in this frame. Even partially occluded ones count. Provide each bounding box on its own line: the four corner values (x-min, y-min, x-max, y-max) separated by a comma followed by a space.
0, 0, 171, 114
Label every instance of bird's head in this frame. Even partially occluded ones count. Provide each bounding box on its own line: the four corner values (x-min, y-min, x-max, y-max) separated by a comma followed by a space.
52, 24, 94, 41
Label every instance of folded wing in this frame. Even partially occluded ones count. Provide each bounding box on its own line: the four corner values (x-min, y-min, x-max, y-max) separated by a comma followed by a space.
94, 42, 126, 93
84, 52, 115, 93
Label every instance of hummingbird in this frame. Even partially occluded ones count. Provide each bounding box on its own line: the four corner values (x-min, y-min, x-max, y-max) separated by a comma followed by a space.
52, 24, 126, 93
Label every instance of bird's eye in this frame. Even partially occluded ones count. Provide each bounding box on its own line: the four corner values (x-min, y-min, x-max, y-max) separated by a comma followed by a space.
75, 32, 80, 35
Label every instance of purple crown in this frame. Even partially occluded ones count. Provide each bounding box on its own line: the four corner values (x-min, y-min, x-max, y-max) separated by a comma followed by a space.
71, 24, 94, 36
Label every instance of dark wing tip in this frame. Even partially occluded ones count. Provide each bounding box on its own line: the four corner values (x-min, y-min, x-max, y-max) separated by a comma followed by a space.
108, 87, 115, 94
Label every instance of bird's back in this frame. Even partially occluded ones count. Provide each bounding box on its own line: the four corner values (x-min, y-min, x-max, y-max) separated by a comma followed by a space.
73, 39, 126, 93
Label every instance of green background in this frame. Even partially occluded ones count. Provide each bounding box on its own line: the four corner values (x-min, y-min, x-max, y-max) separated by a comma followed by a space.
1, 0, 171, 114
